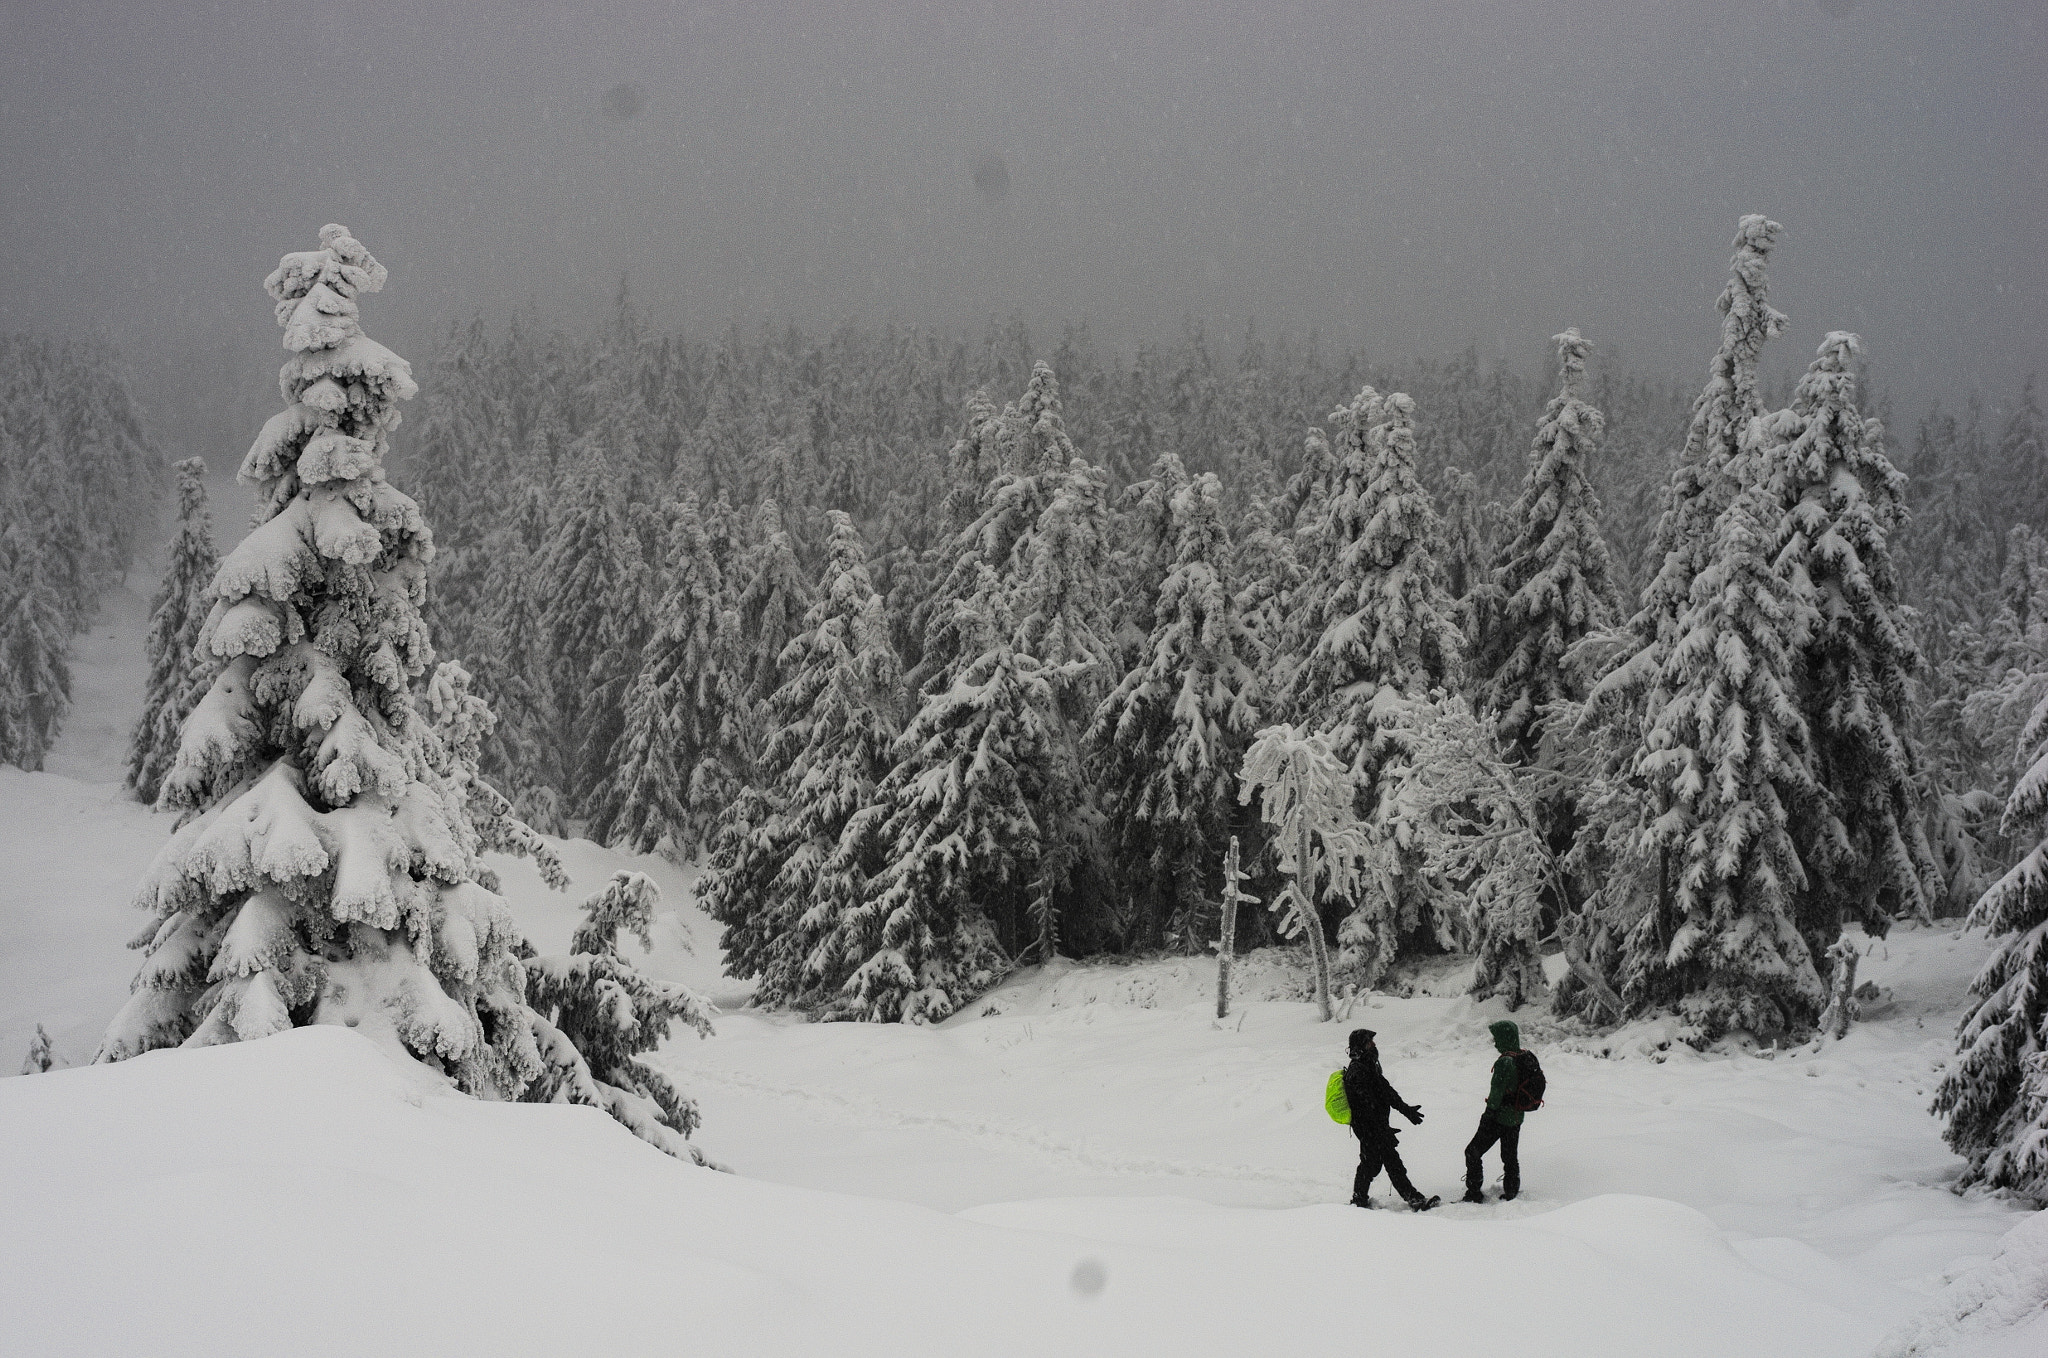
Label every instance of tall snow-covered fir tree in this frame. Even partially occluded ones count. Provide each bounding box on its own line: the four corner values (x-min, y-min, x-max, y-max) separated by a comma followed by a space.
1477, 329, 1621, 762
1625, 476, 1828, 1037
1756, 332, 1934, 943
735, 496, 813, 716
0, 509, 72, 771
1008, 386, 1115, 959
1286, 387, 1464, 984
1232, 494, 1300, 678
1289, 388, 1464, 773
1583, 215, 1793, 1021
539, 446, 635, 813
469, 478, 563, 831
833, 571, 1041, 1020
590, 492, 750, 860
704, 510, 904, 1006
902, 362, 1113, 963
1936, 683, 2048, 1202
1089, 472, 1259, 951
129, 457, 218, 805
1112, 450, 1194, 661
1629, 216, 1789, 675
95, 225, 541, 1096
524, 871, 715, 1162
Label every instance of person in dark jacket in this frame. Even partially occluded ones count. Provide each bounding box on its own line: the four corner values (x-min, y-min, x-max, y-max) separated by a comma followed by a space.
1342, 1028, 1439, 1211
1462, 1019, 1525, 1203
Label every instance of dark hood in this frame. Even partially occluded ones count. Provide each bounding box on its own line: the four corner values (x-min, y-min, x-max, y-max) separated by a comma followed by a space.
1490, 1019, 1520, 1053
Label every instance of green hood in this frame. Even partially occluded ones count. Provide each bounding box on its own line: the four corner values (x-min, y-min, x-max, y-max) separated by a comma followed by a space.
1489, 1020, 1520, 1053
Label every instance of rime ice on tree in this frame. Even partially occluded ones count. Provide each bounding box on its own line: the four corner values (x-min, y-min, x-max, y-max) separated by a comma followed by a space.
97, 226, 540, 1097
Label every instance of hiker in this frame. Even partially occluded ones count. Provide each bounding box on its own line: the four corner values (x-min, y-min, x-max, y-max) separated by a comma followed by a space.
1341, 1028, 1439, 1211
1462, 1018, 1529, 1203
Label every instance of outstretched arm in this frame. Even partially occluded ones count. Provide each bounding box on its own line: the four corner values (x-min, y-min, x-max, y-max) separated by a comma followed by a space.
1376, 1067, 1424, 1123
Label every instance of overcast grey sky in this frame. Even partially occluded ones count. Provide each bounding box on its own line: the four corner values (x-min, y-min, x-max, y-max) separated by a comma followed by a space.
1, 0, 2041, 454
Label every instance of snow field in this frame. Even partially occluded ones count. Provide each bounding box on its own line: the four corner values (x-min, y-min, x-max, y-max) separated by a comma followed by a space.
0, 1025, 1946, 1358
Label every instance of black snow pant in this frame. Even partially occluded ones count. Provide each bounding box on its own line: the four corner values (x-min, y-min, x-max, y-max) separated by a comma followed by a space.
1464, 1112, 1520, 1197
1353, 1126, 1422, 1205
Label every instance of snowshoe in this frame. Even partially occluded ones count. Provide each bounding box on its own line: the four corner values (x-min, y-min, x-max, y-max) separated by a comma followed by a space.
1407, 1194, 1441, 1213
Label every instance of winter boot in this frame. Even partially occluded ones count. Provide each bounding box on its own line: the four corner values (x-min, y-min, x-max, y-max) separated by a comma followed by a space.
1406, 1194, 1441, 1213
1460, 1188, 1486, 1204
1351, 1196, 1375, 1209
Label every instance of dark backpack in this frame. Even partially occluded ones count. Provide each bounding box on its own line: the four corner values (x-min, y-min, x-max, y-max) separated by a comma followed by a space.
1508, 1050, 1546, 1112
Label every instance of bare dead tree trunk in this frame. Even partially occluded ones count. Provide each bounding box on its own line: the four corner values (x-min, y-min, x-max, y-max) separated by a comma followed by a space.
1818, 928, 1860, 1039
1217, 836, 1253, 1019
1290, 771, 1335, 1021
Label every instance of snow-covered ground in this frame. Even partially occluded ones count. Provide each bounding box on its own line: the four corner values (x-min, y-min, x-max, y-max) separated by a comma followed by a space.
2, 596, 2042, 1356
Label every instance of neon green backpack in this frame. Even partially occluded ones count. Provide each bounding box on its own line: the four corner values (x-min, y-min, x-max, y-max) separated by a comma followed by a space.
1325, 1070, 1350, 1124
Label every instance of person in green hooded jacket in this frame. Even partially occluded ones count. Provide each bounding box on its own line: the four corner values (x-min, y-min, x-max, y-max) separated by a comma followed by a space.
1461, 1019, 1525, 1203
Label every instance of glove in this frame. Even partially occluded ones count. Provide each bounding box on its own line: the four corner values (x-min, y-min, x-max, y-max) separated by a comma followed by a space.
1403, 1105, 1424, 1125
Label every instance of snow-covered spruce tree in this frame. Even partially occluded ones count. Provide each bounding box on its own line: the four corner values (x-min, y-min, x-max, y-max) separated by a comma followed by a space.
591, 492, 750, 860
129, 457, 218, 804
830, 572, 1040, 1021
1232, 494, 1301, 679
538, 446, 635, 813
21, 1023, 57, 1074
524, 871, 715, 1162
1630, 217, 1789, 675
1089, 473, 1259, 951
1936, 684, 2048, 1201
95, 225, 540, 1095
1112, 450, 1193, 660
1238, 724, 1370, 1021
1436, 466, 1501, 648
705, 511, 903, 1006
1287, 388, 1464, 984
735, 497, 813, 714
1477, 329, 1622, 762
1289, 389, 1464, 771
1009, 398, 1115, 959
903, 362, 1112, 962
1757, 332, 1935, 945
1583, 216, 1790, 1013
468, 478, 564, 831
1625, 478, 1829, 1038
1599, 217, 1788, 743
0, 510, 72, 771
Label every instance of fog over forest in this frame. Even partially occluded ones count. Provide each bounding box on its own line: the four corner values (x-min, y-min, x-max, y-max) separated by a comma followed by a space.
2, 0, 2042, 461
